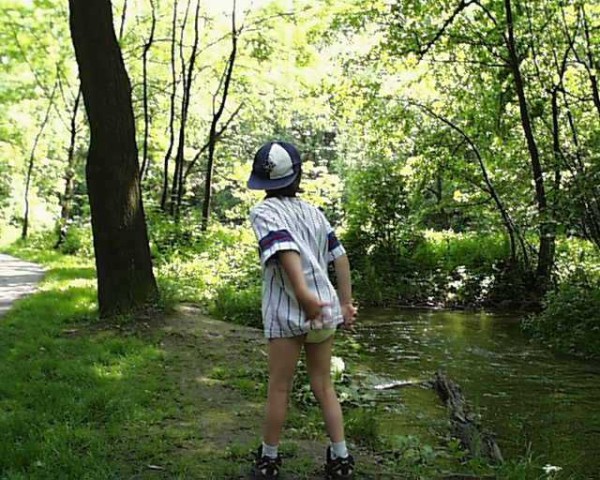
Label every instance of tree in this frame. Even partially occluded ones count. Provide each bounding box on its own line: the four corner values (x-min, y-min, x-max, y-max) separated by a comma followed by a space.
69, 0, 158, 317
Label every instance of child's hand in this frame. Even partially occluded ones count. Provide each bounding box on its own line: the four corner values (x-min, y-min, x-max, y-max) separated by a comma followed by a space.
341, 302, 357, 330
298, 290, 329, 323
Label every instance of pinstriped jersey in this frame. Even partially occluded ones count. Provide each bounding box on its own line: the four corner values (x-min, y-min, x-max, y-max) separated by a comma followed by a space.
249, 196, 346, 339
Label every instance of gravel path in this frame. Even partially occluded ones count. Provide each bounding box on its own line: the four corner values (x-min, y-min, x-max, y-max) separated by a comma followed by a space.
0, 253, 45, 317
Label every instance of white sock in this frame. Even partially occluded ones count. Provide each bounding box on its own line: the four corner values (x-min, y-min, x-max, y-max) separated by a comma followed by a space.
262, 442, 278, 459
330, 440, 348, 459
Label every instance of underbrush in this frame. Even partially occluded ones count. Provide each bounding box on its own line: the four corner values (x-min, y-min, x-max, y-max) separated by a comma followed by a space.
346, 230, 538, 310
522, 240, 600, 359
0, 232, 564, 478
523, 276, 600, 359
10, 217, 600, 360
148, 212, 262, 326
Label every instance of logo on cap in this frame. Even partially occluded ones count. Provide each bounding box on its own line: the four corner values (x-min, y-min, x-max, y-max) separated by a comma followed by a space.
262, 157, 276, 175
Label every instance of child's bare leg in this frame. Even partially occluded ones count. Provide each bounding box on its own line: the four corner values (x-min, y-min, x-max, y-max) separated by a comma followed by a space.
263, 336, 304, 446
305, 336, 345, 443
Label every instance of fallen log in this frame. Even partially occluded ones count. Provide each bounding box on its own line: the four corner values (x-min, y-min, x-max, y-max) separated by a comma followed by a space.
433, 370, 503, 464
373, 379, 429, 390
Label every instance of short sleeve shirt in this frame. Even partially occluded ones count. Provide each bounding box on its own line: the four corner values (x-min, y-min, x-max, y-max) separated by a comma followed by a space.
249, 196, 346, 338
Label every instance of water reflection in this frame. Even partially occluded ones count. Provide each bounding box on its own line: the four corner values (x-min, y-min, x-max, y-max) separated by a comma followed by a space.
355, 308, 600, 478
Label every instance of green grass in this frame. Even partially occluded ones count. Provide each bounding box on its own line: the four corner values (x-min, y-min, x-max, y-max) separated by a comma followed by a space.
0, 245, 173, 479
0, 240, 555, 479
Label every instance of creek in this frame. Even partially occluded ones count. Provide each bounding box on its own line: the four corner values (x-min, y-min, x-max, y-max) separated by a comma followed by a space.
354, 308, 600, 478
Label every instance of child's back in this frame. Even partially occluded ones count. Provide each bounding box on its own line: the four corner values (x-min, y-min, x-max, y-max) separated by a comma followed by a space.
250, 196, 346, 338
247, 141, 356, 480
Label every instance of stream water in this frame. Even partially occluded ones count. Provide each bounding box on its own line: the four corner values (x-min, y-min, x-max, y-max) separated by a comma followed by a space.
354, 308, 600, 478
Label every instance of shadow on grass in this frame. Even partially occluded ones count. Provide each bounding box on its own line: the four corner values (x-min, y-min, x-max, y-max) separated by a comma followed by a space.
45, 266, 96, 282
0, 256, 174, 479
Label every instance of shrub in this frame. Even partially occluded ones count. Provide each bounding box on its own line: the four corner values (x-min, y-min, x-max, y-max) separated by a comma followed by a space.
523, 274, 600, 358
209, 284, 262, 329
57, 225, 94, 257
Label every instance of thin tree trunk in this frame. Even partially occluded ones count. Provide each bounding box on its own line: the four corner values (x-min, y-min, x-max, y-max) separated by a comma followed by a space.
413, 101, 523, 264
560, 89, 600, 248
118, 0, 128, 42
183, 103, 243, 180
69, 0, 158, 317
550, 89, 564, 253
169, 0, 193, 216
23, 82, 57, 240
139, 0, 156, 180
56, 87, 82, 248
175, 0, 201, 215
504, 0, 554, 289
201, 1, 238, 231
160, 1, 178, 211
581, 5, 600, 119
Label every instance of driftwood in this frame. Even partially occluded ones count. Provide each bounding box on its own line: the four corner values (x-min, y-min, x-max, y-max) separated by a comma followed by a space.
373, 379, 429, 390
433, 370, 503, 464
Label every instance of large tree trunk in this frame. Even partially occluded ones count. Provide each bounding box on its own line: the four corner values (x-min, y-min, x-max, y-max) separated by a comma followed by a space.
69, 0, 158, 317
504, 0, 555, 291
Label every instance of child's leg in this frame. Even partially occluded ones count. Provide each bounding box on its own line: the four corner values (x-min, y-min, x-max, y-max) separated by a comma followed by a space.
263, 336, 304, 446
304, 336, 345, 443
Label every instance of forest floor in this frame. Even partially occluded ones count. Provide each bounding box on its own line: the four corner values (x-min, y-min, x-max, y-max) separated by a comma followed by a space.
0, 245, 540, 479
0, 248, 417, 479
149, 305, 399, 479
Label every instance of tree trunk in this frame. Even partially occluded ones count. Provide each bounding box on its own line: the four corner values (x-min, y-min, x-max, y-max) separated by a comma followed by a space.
23, 82, 57, 240
56, 87, 82, 249
118, 0, 128, 42
170, 0, 197, 217
201, 2, 238, 231
160, 1, 178, 212
69, 0, 158, 317
176, 0, 200, 215
139, 0, 156, 181
504, 0, 554, 290
581, 5, 600, 119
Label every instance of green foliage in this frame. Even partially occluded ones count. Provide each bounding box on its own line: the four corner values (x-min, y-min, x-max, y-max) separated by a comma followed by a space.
521, 238, 600, 357
148, 212, 262, 325
0, 249, 170, 479
347, 229, 533, 308
56, 225, 93, 257
209, 284, 262, 328
523, 275, 600, 359
345, 408, 380, 449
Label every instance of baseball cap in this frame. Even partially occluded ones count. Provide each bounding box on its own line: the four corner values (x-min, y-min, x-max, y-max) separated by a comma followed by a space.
247, 141, 302, 190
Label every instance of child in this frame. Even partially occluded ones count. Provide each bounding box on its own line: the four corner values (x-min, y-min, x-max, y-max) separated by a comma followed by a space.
247, 141, 357, 479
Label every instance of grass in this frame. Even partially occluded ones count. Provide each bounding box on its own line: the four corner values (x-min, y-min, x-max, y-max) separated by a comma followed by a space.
0, 241, 554, 479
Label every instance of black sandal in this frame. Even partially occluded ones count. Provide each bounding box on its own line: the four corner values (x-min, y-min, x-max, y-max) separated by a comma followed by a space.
325, 446, 355, 479
252, 446, 282, 479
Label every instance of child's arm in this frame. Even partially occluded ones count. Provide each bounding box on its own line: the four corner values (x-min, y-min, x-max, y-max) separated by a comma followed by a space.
278, 250, 328, 321
333, 254, 357, 328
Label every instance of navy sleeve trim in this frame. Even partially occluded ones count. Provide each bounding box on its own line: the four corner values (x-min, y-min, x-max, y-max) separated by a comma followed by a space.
259, 229, 294, 253
327, 231, 341, 252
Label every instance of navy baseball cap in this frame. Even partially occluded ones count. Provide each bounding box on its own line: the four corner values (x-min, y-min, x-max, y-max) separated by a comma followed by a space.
247, 141, 302, 190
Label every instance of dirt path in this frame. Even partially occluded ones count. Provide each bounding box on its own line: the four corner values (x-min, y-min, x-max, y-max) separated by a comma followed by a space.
0, 253, 45, 317
159, 306, 390, 479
